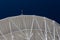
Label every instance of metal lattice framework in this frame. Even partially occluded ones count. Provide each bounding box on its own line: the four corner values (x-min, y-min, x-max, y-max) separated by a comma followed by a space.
0, 15, 60, 40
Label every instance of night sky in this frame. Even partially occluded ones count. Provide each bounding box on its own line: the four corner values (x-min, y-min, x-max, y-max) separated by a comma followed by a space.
0, 0, 60, 24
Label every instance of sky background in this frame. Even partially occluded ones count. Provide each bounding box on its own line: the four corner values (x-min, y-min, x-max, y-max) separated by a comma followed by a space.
0, 0, 60, 24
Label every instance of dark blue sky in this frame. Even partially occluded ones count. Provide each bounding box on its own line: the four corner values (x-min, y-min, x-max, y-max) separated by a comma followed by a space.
0, 0, 60, 23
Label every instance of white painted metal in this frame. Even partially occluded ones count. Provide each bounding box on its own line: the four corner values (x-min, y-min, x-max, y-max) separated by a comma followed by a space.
0, 15, 60, 40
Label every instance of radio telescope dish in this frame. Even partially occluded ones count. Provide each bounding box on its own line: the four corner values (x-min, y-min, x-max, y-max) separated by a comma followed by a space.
0, 15, 60, 40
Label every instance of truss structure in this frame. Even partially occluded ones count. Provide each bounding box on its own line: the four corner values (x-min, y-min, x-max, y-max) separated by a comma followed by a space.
0, 15, 60, 40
